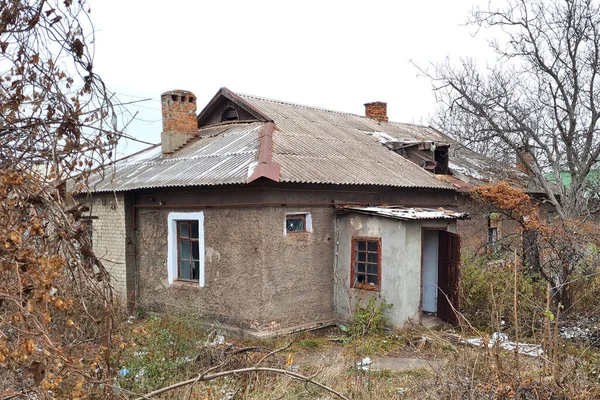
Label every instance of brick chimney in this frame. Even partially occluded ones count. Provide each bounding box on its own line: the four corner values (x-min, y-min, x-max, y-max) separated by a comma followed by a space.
516, 146, 535, 174
364, 101, 388, 123
161, 90, 198, 154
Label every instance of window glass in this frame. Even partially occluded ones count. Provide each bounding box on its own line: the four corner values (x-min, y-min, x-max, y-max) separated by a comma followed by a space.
190, 221, 199, 239
286, 217, 304, 232
352, 238, 381, 290
179, 222, 189, 238
179, 241, 190, 260
179, 260, 190, 279
177, 220, 201, 281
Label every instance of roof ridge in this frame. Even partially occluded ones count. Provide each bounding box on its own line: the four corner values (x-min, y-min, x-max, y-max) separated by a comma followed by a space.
235, 91, 437, 130
236, 92, 371, 120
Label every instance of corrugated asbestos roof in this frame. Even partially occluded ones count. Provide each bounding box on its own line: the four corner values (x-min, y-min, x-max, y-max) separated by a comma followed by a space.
87, 90, 462, 192
87, 123, 262, 192
237, 94, 452, 189
342, 206, 469, 221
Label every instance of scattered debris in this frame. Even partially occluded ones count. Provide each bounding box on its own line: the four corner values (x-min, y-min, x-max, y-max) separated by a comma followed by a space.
209, 335, 225, 346
357, 357, 372, 371
462, 333, 543, 357
560, 317, 600, 347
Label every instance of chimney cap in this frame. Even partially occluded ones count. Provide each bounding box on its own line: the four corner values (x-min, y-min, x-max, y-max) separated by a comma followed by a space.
161, 89, 195, 97
364, 101, 387, 106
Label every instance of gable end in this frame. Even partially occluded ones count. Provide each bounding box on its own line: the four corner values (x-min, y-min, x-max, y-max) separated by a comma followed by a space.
197, 87, 273, 128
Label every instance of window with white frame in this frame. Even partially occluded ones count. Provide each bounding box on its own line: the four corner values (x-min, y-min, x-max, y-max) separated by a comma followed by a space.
285, 212, 312, 234
167, 212, 205, 286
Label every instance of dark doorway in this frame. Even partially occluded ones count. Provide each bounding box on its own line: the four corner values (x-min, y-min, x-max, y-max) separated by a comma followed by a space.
422, 230, 461, 325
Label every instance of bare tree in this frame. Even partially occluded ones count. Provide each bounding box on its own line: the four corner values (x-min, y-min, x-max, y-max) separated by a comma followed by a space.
423, 0, 600, 220
0, 1, 123, 396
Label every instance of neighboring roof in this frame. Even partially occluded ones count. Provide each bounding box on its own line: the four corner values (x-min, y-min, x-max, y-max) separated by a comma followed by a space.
340, 206, 469, 221
88, 88, 460, 192
87, 122, 262, 192
544, 170, 600, 188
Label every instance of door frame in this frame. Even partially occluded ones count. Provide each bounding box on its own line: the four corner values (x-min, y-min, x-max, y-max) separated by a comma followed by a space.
420, 227, 447, 320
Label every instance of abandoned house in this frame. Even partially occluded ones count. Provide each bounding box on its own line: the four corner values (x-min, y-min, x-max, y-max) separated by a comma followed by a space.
84, 87, 480, 336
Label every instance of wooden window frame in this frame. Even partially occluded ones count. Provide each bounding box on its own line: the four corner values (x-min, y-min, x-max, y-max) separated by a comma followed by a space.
350, 237, 382, 291
285, 213, 308, 234
167, 212, 205, 287
176, 220, 200, 282
487, 213, 500, 253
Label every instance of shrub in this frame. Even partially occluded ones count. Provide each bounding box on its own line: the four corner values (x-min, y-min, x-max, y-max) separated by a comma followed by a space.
460, 256, 546, 334
353, 296, 392, 337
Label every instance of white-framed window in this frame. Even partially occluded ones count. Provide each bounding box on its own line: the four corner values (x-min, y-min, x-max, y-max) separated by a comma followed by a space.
167, 212, 205, 287
285, 212, 312, 234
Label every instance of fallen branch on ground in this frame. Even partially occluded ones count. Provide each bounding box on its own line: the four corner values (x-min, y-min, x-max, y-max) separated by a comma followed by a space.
133, 366, 348, 400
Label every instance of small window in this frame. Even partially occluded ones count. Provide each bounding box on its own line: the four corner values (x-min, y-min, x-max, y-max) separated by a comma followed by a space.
221, 107, 239, 122
351, 237, 381, 290
547, 211, 556, 223
285, 213, 312, 234
487, 213, 500, 253
286, 215, 305, 233
177, 221, 200, 281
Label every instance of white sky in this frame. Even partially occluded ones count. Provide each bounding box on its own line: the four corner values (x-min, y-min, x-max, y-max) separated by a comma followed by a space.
90, 0, 492, 156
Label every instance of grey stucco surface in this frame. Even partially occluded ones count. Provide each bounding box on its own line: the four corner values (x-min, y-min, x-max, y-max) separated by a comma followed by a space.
334, 212, 456, 327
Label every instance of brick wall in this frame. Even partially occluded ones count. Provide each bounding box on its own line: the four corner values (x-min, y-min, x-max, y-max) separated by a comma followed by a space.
364, 101, 388, 123
88, 194, 128, 298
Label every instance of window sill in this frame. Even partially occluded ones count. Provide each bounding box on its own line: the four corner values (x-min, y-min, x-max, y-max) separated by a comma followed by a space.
172, 279, 200, 287
351, 283, 380, 292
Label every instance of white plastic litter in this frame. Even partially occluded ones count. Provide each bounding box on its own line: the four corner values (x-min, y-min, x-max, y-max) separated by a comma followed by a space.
357, 356, 372, 371
463, 333, 543, 357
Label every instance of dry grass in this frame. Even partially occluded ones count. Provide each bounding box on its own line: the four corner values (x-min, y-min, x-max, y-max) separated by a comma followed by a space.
114, 316, 600, 399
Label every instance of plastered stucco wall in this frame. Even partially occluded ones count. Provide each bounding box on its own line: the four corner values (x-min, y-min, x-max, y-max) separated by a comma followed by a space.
86, 184, 458, 333
334, 213, 456, 327
136, 203, 335, 333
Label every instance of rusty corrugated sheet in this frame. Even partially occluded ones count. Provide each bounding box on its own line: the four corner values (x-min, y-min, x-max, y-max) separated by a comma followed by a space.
87, 123, 263, 192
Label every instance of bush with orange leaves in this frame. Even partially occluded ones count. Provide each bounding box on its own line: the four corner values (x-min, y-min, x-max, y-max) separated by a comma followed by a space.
0, 0, 124, 397
0, 171, 120, 398
472, 181, 600, 313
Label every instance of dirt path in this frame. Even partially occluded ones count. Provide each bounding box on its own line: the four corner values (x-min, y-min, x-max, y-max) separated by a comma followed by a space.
293, 348, 445, 372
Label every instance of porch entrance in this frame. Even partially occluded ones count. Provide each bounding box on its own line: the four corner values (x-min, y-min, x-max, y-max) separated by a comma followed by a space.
421, 229, 461, 324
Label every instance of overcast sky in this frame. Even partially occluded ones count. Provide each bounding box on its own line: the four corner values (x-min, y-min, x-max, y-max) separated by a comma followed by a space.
90, 0, 492, 156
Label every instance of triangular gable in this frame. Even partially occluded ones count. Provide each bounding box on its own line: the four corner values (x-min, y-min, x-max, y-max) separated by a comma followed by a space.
197, 87, 273, 127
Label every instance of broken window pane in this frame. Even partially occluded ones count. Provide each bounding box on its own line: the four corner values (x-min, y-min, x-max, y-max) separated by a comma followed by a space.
356, 274, 366, 283
286, 217, 304, 232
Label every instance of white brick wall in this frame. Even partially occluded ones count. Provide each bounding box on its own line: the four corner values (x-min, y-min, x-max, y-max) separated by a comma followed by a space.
89, 194, 127, 298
